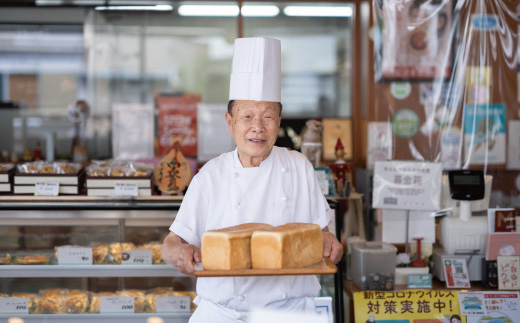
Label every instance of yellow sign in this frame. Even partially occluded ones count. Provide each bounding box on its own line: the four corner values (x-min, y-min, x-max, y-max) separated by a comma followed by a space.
354, 290, 466, 323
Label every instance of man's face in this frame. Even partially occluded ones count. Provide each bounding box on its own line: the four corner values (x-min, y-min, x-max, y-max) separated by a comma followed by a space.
225, 100, 282, 164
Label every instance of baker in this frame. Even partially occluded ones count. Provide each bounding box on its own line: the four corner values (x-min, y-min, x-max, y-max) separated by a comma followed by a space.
162, 37, 343, 322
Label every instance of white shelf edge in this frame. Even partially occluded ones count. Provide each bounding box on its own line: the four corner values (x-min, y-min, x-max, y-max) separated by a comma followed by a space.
0, 264, 187, 278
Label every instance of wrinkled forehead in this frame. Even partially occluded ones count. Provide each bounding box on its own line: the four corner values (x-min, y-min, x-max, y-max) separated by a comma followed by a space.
233, 100, 281, 115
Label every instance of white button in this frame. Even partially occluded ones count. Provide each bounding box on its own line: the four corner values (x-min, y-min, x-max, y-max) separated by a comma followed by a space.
236, 202, 241, 209
238, 295, 245, 302
233, 172, 239, 178
281, 196, 287, 202
281, 167, 287, 173
281, 293, 287, 299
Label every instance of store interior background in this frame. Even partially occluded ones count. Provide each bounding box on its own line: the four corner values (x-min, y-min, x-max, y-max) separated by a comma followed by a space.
1, 0, 520, 235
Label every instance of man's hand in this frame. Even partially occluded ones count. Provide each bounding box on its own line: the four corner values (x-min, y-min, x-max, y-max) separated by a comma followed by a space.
162, 232, 201, 275
322, 228, 344, 264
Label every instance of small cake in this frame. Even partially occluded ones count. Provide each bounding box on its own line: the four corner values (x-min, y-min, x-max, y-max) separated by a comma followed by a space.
201, 223, 273, 270
251, 223, 323, 269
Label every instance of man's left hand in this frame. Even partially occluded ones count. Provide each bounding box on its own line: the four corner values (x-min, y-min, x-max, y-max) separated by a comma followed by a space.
322, 230, 344, 264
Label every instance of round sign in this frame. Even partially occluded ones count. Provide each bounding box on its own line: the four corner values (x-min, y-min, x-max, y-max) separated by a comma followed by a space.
390, 82, 412, 100
392, 109, 420, 138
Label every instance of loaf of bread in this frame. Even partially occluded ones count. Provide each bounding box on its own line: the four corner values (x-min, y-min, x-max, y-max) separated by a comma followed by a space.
251, 223, 323, 269
202, 223, 273, 270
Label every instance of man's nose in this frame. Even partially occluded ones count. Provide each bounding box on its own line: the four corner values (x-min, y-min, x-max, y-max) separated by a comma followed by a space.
251, 117, 266, 131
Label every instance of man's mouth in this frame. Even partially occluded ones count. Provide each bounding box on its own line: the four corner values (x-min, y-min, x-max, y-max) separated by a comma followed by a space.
248, 139, 266, 142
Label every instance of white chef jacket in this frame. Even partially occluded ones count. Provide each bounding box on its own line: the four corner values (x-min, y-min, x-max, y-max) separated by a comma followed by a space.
170, 146, 334, 319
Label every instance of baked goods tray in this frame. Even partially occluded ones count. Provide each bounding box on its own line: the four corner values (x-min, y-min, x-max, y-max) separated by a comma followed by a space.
194, 258, 336, 277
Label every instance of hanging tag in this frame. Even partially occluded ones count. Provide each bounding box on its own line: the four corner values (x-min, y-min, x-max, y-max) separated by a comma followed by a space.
114, 183, 138, 196
35, 182, 59, 196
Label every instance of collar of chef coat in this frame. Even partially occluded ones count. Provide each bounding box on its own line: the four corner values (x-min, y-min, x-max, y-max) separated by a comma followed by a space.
232, 148, 275, 169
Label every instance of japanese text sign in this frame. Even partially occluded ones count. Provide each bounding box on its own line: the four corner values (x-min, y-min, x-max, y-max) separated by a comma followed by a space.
373, 161, 442, 211
497, 256, 520, 290
354, 290, 465, 323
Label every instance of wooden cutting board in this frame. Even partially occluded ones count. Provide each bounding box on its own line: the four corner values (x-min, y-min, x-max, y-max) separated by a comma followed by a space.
194, 258, 337, 277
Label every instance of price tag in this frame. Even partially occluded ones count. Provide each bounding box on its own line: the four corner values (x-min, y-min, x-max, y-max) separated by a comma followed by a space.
58, 247, 93, 265
0, 298, 29, 314
114, 183, 139, 196
100, 296, 134, 314
35, 182, 59, 196
121, 249, 152, 265
156, 296, 191, 313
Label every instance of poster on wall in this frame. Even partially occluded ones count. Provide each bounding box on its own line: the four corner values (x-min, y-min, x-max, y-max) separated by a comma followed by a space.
367, 122, 393, 170
112, 104, 154, 160
379, 0, 453, 80
463, 104, 506, 165
156, 94, 200, 158
373, 161, 442, 211
353, 290, 465, 323
458, 291, 520, 323
466, 66, 491, 104
441, 128, 462, 170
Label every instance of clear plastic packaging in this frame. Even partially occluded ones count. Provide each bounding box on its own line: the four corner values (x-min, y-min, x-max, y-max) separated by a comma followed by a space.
351, 241, 397, 290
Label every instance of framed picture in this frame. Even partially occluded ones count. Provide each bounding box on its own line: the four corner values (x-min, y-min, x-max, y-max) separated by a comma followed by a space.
375, 0, 454, 81
322, 118, 352, 161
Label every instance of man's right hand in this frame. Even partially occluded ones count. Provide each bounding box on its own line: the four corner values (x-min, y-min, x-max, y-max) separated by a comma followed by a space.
162, 232, 201, 275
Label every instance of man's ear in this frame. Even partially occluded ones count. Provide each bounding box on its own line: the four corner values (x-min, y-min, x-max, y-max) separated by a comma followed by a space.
225, 112, 233, 133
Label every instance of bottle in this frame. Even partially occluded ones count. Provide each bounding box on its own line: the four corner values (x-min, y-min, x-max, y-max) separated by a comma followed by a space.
34, 142, 42, 161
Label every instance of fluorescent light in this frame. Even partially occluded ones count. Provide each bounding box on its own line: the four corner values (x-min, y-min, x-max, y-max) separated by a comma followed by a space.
178, 5, 239, 17
241, 5, 279, 17
95, 5, 173, 11
283, 6, 352, 17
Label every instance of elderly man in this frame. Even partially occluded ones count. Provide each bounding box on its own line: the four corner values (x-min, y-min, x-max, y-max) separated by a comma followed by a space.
162, 37, 343, 323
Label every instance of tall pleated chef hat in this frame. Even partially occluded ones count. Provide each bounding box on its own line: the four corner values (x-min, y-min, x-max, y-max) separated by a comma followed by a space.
229, 37, 281, 102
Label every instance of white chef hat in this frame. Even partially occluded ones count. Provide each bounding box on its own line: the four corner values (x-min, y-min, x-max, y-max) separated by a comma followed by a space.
229, 37, 281, 102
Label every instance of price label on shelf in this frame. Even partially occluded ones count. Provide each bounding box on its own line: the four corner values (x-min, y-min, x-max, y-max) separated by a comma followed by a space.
114, 183, 139, 197
156, 296, 191, 313
58, 247, 93, 265
100, 296, 134, 314
35, 182, 59, 196
121, 249, 152, 265
0, 298, 29, 314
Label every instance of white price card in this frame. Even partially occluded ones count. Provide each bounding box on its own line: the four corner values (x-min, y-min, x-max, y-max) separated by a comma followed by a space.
114, 183, 139, 196
100, 296, 134, 314
0, 298, 29, 314
58, 247, 93, 265
156, 296, 191, 313
121, 249, 152, 265
35, 182, 59, 196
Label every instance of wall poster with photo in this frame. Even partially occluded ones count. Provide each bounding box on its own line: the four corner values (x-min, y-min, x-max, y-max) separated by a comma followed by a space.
375, 0, 454, 81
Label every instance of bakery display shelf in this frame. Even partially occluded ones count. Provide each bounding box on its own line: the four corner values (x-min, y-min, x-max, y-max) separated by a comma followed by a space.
0, 313, 190, 323
0, 195, 183, 210
194, 258, 337, 277
0, 264, 187, 278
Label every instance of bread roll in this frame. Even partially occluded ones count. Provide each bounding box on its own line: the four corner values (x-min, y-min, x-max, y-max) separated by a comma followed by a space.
201, 223, 273, 270
251, 223, 323, 269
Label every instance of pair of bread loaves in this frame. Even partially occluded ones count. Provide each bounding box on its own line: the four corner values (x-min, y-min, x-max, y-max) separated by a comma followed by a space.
201, 222, 323, 270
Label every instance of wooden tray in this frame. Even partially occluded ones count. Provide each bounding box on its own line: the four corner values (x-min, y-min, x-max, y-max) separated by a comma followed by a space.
194, 258, 337, 277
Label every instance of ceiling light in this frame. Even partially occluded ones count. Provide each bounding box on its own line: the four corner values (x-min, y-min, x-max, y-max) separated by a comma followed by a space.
95, 5, 173, 11
241, 5, 279, 17
178, 5, 239, 17
283, 6, 352, 17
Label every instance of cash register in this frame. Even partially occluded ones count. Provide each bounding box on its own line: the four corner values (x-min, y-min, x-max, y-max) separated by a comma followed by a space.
433, 170, 491, 281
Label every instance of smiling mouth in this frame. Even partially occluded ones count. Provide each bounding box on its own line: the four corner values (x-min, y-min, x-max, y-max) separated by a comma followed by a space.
248, 139, 266, 143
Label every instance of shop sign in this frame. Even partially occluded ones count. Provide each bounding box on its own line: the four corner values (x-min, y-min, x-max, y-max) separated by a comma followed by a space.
471, 15, 498, 31
354, 289, 464, 323
373, 161, 442, 211
34, 182, 59, 196
156, 296, 191, 313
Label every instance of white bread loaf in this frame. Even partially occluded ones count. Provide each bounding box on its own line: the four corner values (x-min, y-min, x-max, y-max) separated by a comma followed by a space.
251, 223, 323, 269
201, 223, 273, 270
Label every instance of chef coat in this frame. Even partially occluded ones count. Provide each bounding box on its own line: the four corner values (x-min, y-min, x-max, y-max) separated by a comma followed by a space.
170, 146, 334, 319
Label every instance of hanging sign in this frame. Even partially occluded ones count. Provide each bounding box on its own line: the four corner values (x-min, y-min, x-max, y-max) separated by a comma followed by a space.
373, 161, 442, 211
